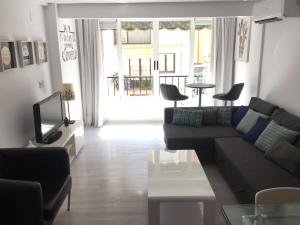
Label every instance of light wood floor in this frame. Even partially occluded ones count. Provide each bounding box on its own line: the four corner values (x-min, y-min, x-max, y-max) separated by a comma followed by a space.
53, 122, 237, 225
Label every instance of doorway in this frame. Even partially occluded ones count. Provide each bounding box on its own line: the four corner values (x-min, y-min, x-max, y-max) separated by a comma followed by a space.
100, 18, 212, 121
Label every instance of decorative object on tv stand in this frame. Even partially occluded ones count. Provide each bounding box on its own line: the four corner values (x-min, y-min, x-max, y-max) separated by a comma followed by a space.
62, 83, 75, 125
0, 41, 17, 72
17, 41, 34, 67
34, 41, 48, 64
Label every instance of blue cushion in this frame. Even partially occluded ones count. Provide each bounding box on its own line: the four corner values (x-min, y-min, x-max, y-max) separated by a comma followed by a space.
172, 108, 203, 127
231, 106, 249, 127
243, 117, 270, 143
236, 109, 269, 134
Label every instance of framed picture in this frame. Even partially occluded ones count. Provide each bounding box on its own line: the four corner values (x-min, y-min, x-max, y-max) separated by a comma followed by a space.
0, 41, 17, 72
34, 41, 48, 64
17, 41, 34, 67
235, 17, 251, 62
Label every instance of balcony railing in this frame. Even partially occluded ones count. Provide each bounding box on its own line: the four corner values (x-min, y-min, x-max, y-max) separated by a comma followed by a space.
107, 75, 153, 96
106, 75, 189, 96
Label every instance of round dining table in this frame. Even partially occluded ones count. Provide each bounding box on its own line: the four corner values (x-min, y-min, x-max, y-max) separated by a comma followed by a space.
186, 83, 216, 106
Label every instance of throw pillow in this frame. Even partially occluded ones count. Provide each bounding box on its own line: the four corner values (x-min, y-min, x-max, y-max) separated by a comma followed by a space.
243, 117, 270, 143
236, 109, 269, 134
202, 109, 217, 126
255, 120, 300, 152
216, 107, 232, 125
265, 141, 300, 174
231, 106, 249, 127
172, 108, 203, 127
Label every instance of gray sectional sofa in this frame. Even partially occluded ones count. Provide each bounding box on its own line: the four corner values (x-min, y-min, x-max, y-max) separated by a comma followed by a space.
163, 97, 300, 203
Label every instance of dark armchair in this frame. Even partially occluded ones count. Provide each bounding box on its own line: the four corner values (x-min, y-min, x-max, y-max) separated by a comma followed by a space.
0, 147, 72, 225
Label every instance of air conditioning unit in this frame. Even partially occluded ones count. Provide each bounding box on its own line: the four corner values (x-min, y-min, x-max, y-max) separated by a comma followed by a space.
253, 0, 300, 24
253, 15, 283, 24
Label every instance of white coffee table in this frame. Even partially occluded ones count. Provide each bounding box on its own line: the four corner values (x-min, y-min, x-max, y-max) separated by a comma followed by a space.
148, 150, 216, 225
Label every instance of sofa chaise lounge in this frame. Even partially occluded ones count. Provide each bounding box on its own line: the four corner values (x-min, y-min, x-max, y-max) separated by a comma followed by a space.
163, 97, 300, 203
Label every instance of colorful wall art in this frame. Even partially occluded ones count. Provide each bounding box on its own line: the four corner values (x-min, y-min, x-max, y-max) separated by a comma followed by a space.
235, 17, 251, 62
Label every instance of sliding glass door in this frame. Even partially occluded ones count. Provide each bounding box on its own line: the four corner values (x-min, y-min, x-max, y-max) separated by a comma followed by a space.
121, 21, 154, 96
193, 19, 212, 84
101, 18, 212, 99
158, 20, 191, 95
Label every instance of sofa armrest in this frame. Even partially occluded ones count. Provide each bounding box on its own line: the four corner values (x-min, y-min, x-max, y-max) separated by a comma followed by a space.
164, 107, 174, 124
0, 147, 70, 180
0, 179, 44, 225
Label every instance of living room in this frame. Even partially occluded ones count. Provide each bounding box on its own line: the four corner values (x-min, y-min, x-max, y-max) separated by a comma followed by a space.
0, 0, 300, 225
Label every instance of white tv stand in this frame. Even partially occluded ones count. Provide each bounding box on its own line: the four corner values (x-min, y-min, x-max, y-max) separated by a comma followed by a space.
30, 120, 84, 162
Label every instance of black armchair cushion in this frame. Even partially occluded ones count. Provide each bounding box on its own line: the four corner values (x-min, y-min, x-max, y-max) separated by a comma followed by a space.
0, 147, 70, 180
0, 148, 71, 224
0, 155, 5, 178
0, 179, 44, 225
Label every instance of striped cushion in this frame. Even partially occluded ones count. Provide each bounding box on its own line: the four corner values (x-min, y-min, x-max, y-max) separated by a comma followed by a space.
216, 107, 232, 125
172, 108, 203, 127
255, 120, 300, 152
203, 107, 232, 125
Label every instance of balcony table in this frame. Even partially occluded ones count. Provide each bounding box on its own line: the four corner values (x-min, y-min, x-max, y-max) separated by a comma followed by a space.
186, 83, 215, 106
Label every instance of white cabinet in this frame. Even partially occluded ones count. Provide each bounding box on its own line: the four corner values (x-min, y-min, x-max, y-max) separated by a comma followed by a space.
30, 120, 84, 163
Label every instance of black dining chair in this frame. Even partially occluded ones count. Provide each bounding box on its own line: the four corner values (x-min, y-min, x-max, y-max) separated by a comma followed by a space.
213, 83, 244, 106
160, 84, 188, 107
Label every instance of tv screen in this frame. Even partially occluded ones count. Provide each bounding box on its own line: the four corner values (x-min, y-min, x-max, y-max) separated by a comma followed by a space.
40, 94, 63, 135
33, 92, 64, 143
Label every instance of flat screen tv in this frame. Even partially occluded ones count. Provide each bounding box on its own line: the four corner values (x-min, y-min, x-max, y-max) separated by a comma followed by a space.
33, 92, 64, 144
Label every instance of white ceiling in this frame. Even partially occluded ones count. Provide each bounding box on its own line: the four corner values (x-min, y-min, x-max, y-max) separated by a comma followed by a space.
39, 0, 260, 4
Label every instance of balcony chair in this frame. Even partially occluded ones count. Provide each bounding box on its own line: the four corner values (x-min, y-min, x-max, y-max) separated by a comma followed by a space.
0, 147, 72, 225
160, 84, 188, 107
255, 187, 300, 204
213, 83, 244, 106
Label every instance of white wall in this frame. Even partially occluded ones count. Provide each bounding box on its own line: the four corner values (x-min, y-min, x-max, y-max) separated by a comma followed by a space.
234, 17, 300, 117
259, 18, 300, 116
0, 0, 52, 147
234, 21, 263, 106
57, 2, 254, 18
57, 19, 83, 121
44, 4, 83, 121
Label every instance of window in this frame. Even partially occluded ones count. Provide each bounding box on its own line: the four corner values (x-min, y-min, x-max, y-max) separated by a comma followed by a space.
193, 20, 212, 83
159, 53, 175, 73
122, 30, 151, 44
128, 58, 151, 76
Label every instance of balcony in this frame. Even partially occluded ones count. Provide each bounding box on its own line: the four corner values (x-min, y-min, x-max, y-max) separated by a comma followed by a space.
106, 75, 189, 97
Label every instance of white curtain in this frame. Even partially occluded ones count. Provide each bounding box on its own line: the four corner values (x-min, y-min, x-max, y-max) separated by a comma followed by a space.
76, 19, 105, 127
211, 17, 236, 105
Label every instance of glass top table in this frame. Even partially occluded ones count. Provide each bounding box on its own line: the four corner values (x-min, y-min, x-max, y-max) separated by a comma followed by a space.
222, 203, 300, 225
